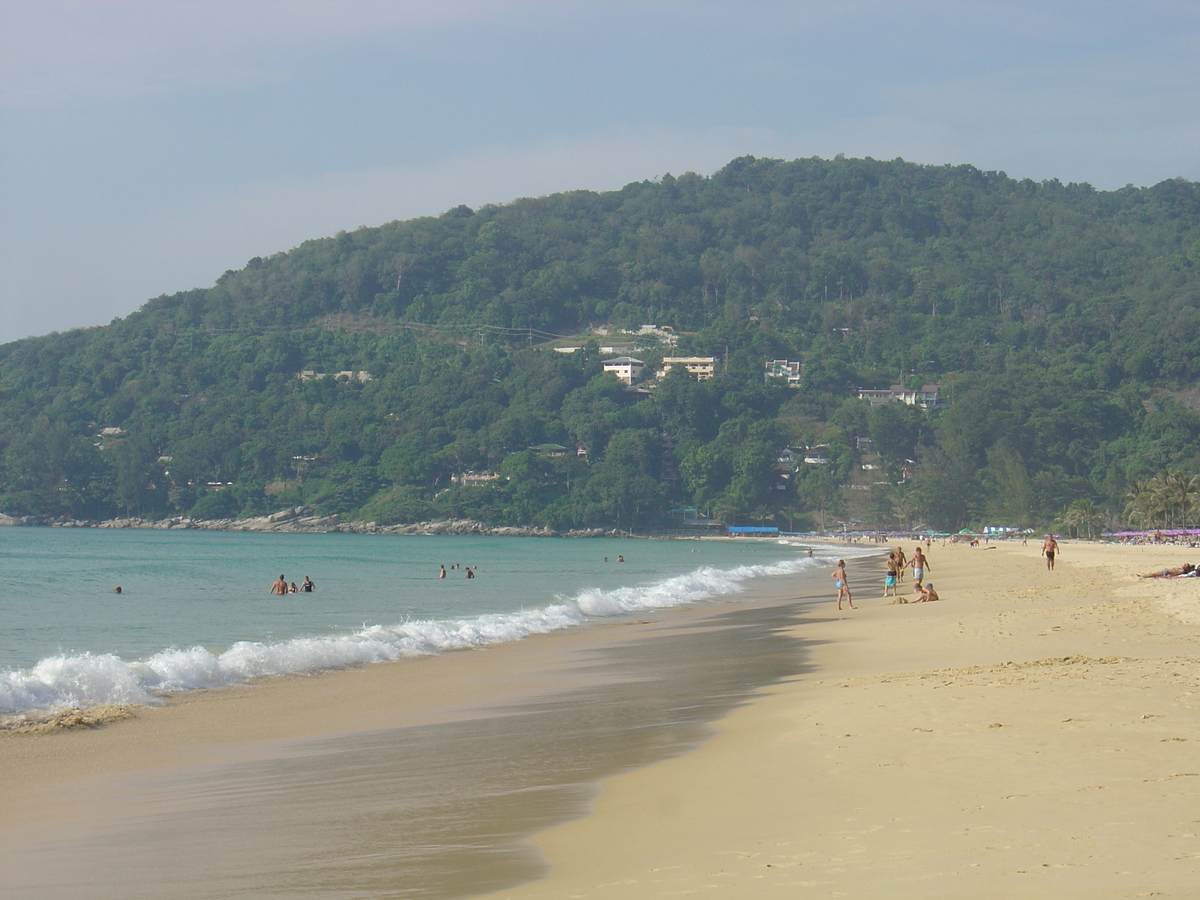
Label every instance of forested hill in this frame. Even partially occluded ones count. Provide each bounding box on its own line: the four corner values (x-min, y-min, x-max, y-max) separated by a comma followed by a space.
3, 155, 1200, 533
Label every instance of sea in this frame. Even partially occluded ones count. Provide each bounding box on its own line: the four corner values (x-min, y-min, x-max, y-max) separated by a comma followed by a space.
0, 527, 854, 718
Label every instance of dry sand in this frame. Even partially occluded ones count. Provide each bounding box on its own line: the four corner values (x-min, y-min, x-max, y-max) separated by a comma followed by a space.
487, 540, 1200, 900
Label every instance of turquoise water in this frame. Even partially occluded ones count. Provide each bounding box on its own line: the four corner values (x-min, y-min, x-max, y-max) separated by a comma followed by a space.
0, 528, 845, 715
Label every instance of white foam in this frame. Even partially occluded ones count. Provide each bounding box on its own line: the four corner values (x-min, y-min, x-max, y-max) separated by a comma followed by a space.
0, 554, 831, 717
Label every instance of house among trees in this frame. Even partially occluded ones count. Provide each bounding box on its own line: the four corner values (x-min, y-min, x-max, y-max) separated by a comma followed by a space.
636, 324, 679, 345
528, 443, 568, 457
297, 370, 373, 383
857, 384, 941, 409
454, 470, 502, 487
764, 359, 802, 385
660, 356, 718, 380
803, 445, 832, 464
602, 356, 645, 384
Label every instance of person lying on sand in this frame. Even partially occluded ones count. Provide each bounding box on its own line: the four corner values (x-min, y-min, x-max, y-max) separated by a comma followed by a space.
1137, 563, 1195, 578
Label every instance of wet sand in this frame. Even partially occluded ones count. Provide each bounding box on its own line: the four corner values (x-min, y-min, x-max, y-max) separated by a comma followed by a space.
0, 568, 828, 899
486, 540, 1200, 899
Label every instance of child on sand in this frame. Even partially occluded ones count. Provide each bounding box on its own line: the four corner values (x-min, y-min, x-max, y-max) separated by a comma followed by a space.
884, 552, 900, 598
913, 582, 939, 602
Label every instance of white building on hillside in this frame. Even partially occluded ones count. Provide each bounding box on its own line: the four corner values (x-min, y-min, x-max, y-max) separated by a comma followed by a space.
765, 359, 802, 385
857, 384, 941, 409
602, 357, 646, 384
661, 356, 718, 380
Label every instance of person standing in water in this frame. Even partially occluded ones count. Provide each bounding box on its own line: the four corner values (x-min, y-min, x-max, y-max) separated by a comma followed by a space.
832, 559, 855, 610
301, 575, 315, 592
439, 565, 446, 579
270, 574, 288, 595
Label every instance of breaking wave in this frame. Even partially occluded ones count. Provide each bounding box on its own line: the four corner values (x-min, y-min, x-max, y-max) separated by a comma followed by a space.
1, 555, 827, 717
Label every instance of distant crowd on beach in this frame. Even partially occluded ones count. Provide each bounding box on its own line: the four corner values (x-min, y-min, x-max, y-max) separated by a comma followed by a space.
829, 532, 1068, 610
1111, 530, 1200, 547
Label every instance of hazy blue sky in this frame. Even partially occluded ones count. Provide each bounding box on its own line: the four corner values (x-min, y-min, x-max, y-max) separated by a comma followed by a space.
1, 1, 1197, 343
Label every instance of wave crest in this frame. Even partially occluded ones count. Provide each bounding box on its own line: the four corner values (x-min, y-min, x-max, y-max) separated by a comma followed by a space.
1, 555, 822, 716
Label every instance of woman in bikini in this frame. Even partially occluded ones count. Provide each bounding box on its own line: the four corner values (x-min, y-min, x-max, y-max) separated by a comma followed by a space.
831, 559, 855, 610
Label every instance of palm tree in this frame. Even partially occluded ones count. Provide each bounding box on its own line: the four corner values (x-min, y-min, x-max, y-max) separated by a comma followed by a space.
1060, 499, 1105, 540
779, 504, 803, 533
1122, 470, 1200, 529
1123, 478, 1150, 527
1162, 470, 1200, 528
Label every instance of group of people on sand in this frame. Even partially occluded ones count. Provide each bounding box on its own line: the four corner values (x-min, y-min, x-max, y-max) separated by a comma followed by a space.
830, 544, 937, 610
439, 564, 478, 579
270, 574, 314, 595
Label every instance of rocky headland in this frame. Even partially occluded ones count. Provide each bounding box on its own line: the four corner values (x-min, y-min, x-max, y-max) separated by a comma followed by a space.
0, 507, 614, 538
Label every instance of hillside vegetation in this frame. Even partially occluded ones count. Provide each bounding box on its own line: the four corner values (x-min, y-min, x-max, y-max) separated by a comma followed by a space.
3, 155, 1200, 532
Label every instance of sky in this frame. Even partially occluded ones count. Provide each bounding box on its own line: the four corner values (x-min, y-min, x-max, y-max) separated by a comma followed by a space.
1, 1, 1197, 344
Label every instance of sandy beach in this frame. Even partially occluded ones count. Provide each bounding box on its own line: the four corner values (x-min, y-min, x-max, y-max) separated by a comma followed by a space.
4, 540, 1199, 898
486, 539, 1200, 899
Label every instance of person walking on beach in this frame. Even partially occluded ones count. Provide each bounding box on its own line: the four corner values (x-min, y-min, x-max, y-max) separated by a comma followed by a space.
911, 546, 929, 588
1042, 534, 1059, 570
832, 559, 855, 610
270, 574, 288, 595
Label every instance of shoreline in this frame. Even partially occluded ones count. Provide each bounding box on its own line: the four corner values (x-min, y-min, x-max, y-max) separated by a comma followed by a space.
0, 569, 832, 899
0, 534, 832, 726
484, 540, 1200, 899
0, 506, 605, 536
